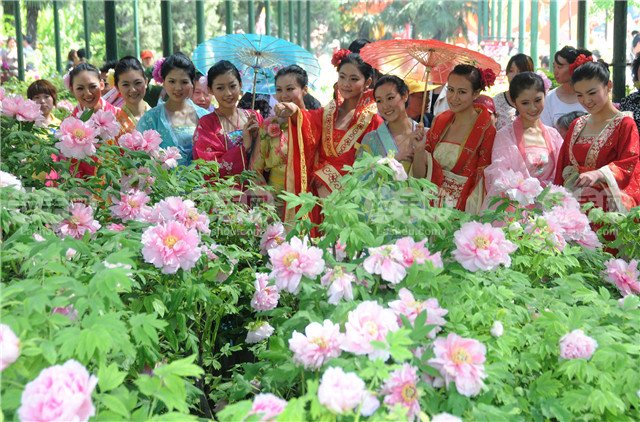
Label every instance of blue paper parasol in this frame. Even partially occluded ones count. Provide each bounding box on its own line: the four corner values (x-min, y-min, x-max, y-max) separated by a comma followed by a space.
191, 34, 321, 106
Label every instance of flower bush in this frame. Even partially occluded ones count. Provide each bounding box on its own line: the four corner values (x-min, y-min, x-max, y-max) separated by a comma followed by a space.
1, 92, 639, 421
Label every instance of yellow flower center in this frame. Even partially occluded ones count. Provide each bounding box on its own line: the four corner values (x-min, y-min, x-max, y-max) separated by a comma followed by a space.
73, 128, 86, 138
164, 235, 179, 248
127, 199, 139, 207
401, 384, 417, 403
365, 320, 379, 337
311, 337, 328, 349
452, 347, 471, 364
282, 252, 299, 267
473, 236, 490, 249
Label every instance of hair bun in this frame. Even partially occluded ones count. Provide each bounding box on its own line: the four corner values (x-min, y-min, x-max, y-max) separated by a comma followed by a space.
331, 49, 351, 68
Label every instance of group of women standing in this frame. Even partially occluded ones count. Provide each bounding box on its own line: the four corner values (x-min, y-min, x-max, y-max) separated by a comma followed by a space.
28, 43, 640, 224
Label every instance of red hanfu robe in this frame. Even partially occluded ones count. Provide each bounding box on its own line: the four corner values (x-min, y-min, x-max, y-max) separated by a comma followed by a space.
554, 112, 640, 211
421, 105, 496, 213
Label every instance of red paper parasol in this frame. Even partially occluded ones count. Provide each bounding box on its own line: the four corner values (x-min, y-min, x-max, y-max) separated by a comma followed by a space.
360, 39, 501, 124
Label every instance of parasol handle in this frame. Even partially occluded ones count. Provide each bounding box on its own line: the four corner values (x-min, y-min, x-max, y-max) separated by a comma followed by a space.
251, 69, 259, 110
420, 67, 431, 127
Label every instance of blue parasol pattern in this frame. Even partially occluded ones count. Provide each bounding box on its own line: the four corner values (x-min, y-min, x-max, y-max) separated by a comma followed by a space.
191, 34, 321, 96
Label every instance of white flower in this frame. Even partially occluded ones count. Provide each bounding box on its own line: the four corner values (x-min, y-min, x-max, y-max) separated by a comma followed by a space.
377, 154, 408, 181
246, 322, 274, 344
0, 170, 23, 190
490, 321, 504, 337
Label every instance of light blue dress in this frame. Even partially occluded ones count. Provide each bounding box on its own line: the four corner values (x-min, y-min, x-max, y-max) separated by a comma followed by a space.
357, 120, 418, 158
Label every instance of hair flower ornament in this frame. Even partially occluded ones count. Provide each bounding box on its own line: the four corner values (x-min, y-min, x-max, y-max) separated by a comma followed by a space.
152, 57, 166, 84
569, 54, 593, 76
331, 49, 351, 68
479, 67, 497, 90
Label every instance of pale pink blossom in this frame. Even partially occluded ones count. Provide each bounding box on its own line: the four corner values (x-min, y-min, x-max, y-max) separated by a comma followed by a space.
55, 117, 99, 159
320, 267, 355, 305
156, 197, 211, 234
603, 258, 640, 296
363, 244, 406, 284
452, 222, 517, 271
381, 363, 420, 419
317, 367, 366, 414
202, 243, 219, 260
543, 205, 597, 247
107, 223, 126, 232
57, 99, 74, 113
341, 301, 399, 360
153, 147, 182, 169
546, 184, 581, 209
289, 320, 343, 369
58, 203, 101, 239
260, 223, 285, 254
574, 229, 602, 250
249, 393, 287, 421
88, 109, 120, 140
65, 248, 77, 260
431, 413, 463, 422
395, 237, 443, 268
377, 155, 408, 181
428, 333, 487, 397
0, 170, 22, 190
334, 240, 347, 261
18, 359, 98, 422
1, 95, 45, 125
32, 233, 45, 242
490, 321, 504, 337
360, 392, 380, 416
109, 189, 152, 222
0, 87, 4, 101
388, 288, 447, 339
526, 216, 567, 251
119, 129, 162, 153
268, 237, 325, 293
251, 272, 280, 311
141, 221, 202, 274
494, 169, 543, 205
559, 329, 598, 360
246, 321, 274, 343
0, 324, 20, 371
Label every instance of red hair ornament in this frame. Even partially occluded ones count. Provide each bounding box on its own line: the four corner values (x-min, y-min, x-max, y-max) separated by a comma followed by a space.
331, 49, 351, 68
568, 54, 594, 76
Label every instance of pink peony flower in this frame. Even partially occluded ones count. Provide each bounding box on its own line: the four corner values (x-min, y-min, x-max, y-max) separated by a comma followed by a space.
341, 301, 400, 360
249, 393, 287, 421
1, 95, 45, 125
109, 189, 152, 222
388, 288, 447, 339
428, 333, 487, 397
107, 223, 126, 232
0, 324, 20, 371
251, 272, 280, 311
526, 216, 567, 251
141, 221, 202, 274
543, 205, 599, 248
246, 321, 274, 343
266, 122, 283, 138
58, 203, 101, 239
494, 169, 543, 205
360, 392, 380, 416
320, 267, 355, 305
377, 155, 408, 181
432, 413, 463, 422
363, 244, 407, 284
381, 363, 420, 419
260, 223, 285, 254
119, 129, 162, 153
153, 147, 182, 169
32, 233, 45, 242
18, 359, 98, 422
156, 197, 211, 234
452, 222, 517, 272
55, 117, 99, 159
603, 258, 640, 297
57, 99, 75, 113
88, 109, 120, 140
559, 329, 598, 360
317, 366, 366, 414
141, 130, 162, 153
65, 248, 77, 260
0, 170, 22, 190
334, 240, 347, 262
268, 237, 325, 293
289, 320, 344, 369
395, 237, 443, 268
490, 321, 504, 337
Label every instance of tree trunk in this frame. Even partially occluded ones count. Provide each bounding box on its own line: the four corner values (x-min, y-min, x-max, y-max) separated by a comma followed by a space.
26, 1, 40, 44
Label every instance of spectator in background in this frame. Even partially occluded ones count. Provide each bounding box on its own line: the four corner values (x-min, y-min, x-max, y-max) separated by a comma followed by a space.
192, 73, 215, 112
633, 30, 640, 56
1, 37, 18, 82
620, 52, 640, 132
66, 49, 79, 70
555, 110, 587, 140
77, 48, 88, 63
27, 79, 60, 127
141, 50, 155, 81
100, 60, 118, 95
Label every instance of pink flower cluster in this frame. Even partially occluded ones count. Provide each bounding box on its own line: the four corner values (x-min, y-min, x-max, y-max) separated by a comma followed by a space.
268, 237, 325, 293
452, 222, 517, 271
320, 266, 355, 305
289, 320, 344, 369
318, 366, 367, 414
381, 363, 421, 419
1, 95, 45, 125
0, 324, 20, 371
118, 129, 162, 154
388, 288, 448, 339
603, 258, 640, 297
110, 189, 152, 222
395, 237, 443, 268
260, 223, 285, 254
153, 147, 182, 169
58, 203, 101, 239
88, 109, 121, 140
363, 244, 406, 284
493, 169, 543, 206
341, 301, 400, 360
155, 196, 211, 235
18, 360, 98, 422
559, 329, 598, 360
428, 333, 487, 397
377, 155, 408, 181
141, 220, 202, 274
249, 393, 287, 421
251, 273, 280, 311
542, 205, 601, 249
54, 117, 99, 159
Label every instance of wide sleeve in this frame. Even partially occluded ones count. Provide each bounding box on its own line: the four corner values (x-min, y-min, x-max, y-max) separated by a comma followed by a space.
605, 116, 640, 189
476, 124, 496, 180
554, 120, 578, 186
